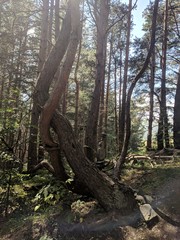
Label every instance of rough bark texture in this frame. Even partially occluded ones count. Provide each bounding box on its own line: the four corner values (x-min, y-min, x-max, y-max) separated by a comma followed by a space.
104, 36, 113, 155
119, 0, 132, 153
28, 1, 72, 174
114, 0, 159, 178
37, 0, 49, 74
55, 0, 60, 40
85, 0, 109, 162
51, 111, 137, 213
147, 51, 155, 150
39, 0, 81, 147
47, 0, 54, 54
174, 67, 180, 149
33, 0, 138, 213
157, 0, 170, 150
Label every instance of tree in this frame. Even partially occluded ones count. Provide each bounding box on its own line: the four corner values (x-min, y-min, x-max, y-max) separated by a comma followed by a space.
157, 0, 170, 150
147, 50, 155, 150
119, 0, 132, 152
114, 0, 160, 178
0, 0, 38, 165
32, 0, 137, 213
28, 0, 49, 170
85, 0, 110, 162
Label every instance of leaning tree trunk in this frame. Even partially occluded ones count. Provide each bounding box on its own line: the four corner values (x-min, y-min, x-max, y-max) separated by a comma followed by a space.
52, 111, 137, 213
33, 0, 138, 213
114, 0, 160, 178
28, 1, 72, 178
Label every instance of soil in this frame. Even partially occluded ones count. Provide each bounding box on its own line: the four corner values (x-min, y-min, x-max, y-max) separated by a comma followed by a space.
0, 163, 180, 240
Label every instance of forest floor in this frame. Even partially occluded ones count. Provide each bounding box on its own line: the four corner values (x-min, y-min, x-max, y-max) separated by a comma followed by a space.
0, 160, 180, 240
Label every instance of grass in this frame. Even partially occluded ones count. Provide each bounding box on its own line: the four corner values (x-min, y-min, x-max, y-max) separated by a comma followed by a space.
122, 161, 180, 195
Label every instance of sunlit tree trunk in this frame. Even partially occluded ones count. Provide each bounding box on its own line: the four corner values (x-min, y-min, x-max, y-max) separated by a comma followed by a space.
85, 0, 110, 161
119, 0, 132, 153
157, 0, 169, 150
74, 16, 83, 135
104, 35, 113, 155
119, 48, 123, 133
114, 57, 118, 146
37, 1, 137, 212
55, 0, 60, 40
147, 50, 155, 150
37, 0, 49, 74
48, 0, 54, 53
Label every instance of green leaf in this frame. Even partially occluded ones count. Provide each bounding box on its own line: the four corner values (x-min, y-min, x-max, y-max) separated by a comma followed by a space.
43, 187, 48, 198
34, 205, 41, 211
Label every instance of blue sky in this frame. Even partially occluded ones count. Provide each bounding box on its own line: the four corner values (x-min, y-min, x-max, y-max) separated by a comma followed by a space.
121, 0, 150, 37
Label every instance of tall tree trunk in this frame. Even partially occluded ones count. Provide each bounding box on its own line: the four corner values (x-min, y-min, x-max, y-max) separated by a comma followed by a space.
157, 0, 170, 150
114, 0, 159, 178
85, 0, 110, 162
119, 48, 123, 136
104, 37, 113, 155
114, 57, 118, 146
147, 50, 155, 150
174, 67, 180, 149
47, 0, 54, 53
28, 0, 49, 170
119, 0, 132, 153
37, 0, 49, 74
55, 0, 60, 40
74, 34, 82, 136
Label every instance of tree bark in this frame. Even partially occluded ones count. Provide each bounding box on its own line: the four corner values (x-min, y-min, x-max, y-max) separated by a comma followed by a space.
114, 57, 118, 146
47, 0, 54, 54
74, 2, 84, 136
147, 50, 155, 150
157, 0, 170, 150
85, 0, 110, 162
119, 0, 132, 153
104, 35, 113, 156
34, 0, 138, 213
28, 1, 72, 171
51, 111, 137, 213
39, 1, 81, 147
55, 0, 60, 40
37, 0, 49, 74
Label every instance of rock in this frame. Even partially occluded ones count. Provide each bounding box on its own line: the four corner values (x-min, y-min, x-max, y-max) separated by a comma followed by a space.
140, 204, 159, 228
144, 195, 153, 204
135, 195, 146, 204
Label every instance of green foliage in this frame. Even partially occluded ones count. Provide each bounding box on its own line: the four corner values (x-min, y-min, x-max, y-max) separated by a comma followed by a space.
32, 180, 70, 212
0, 149, 27, 216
